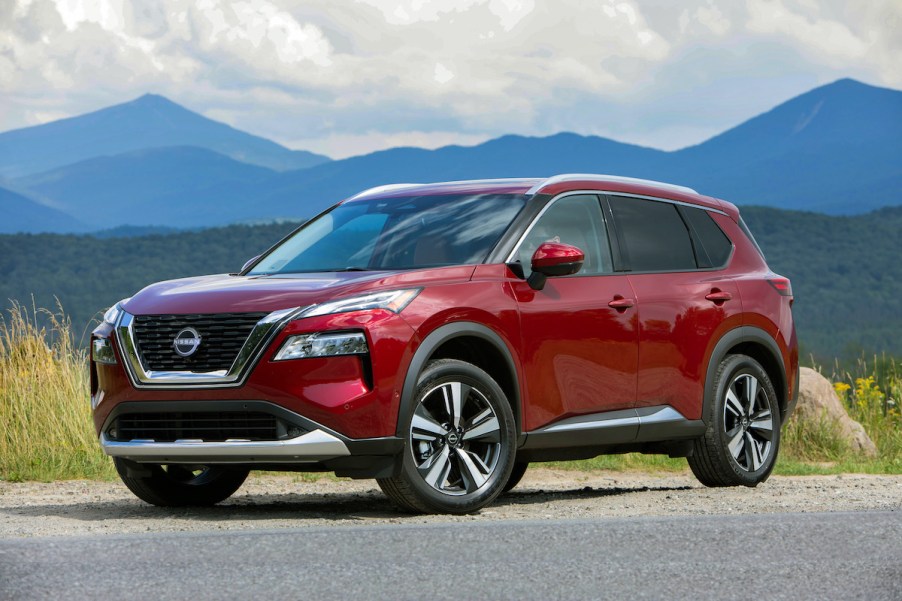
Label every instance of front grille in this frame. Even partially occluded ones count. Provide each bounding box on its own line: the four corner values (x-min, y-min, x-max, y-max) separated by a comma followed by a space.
109, 411, 305, 442
132, 313, 268, 373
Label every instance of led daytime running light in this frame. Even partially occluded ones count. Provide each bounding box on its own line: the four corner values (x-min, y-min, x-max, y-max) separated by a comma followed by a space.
274, 332, 369, 361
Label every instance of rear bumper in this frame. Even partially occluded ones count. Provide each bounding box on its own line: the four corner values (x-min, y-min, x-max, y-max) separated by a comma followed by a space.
783, 360, 801, 422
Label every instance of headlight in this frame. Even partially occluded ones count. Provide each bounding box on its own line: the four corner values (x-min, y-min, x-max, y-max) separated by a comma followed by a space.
273, 332, 368, 361
300, 289, 420, 318
102, 298, 131, 326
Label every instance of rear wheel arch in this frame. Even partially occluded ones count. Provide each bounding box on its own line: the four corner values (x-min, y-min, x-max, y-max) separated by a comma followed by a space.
704, 326, 788, 420
397, 322, 521, 437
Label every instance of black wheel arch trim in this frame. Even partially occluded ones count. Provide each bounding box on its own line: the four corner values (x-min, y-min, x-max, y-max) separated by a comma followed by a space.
704, 326, 789, 421
397, 321, 522, 438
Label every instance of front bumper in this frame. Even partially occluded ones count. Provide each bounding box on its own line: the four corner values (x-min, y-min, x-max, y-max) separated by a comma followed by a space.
97, 400, 403, 477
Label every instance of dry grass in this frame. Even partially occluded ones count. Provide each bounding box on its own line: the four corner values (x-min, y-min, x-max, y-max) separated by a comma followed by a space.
0, 302, 114, 481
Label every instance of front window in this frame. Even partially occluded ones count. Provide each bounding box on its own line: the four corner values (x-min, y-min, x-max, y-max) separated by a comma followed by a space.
248, 194, 527, 275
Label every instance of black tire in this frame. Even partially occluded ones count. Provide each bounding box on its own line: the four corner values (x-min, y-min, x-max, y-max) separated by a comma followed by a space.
114, 458, 249, 506
688, 354, 781, 487
502, 461, 529, 494
377, 359, 516, 514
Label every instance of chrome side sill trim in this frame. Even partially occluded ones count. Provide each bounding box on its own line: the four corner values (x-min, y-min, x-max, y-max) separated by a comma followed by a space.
100, 429, 350, 462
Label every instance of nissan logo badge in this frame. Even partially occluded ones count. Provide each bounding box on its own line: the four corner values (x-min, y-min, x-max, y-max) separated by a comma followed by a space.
173, 327, 202, 357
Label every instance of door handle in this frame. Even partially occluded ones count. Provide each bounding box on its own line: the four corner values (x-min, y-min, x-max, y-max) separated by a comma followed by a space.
705, 290, 733, 303
608, 296, 635, 310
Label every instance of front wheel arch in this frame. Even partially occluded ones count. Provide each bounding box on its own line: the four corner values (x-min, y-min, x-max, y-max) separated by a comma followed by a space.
397, 322, 521, 438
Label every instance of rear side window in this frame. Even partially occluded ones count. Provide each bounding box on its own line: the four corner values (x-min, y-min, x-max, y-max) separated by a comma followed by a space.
681, 206, 733, 268
608, 196, 695, 272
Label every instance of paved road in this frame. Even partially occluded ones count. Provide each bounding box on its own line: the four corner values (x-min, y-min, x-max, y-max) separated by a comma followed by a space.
2, 510, 899, 600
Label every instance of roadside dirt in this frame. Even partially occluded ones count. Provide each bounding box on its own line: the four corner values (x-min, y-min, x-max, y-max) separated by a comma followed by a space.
1, 469, 899, 538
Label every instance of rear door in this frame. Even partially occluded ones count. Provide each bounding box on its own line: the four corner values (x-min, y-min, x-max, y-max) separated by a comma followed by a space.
510, 194, 638, 431
606, 195, 742, 421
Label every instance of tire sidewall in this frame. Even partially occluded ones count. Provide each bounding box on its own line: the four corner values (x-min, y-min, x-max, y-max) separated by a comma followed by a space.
710, 355, 782, 485
398, 359, 516, 513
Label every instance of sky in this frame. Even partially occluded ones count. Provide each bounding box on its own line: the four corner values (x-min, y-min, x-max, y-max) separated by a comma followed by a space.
1, 0, 899, 159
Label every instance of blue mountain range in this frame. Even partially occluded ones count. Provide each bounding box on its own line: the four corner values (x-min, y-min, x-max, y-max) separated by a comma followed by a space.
1, 78, 899, 233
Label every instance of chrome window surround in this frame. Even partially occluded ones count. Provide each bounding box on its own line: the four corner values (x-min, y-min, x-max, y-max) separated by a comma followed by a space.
505, 190, 727, 264
115, 306, 303, 389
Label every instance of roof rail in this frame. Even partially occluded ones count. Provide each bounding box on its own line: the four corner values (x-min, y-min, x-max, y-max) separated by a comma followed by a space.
526, 174, 698, 196
345, 183, 420, 201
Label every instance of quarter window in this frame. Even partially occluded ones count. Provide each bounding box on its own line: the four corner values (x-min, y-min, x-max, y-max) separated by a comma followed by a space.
681, 206, 733, 268
608, 196, 696, 272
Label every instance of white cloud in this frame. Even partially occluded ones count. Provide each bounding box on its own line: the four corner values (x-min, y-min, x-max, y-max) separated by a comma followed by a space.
433, 62, 455, 84
0, 0, 900, 158
747, 0, 869, 61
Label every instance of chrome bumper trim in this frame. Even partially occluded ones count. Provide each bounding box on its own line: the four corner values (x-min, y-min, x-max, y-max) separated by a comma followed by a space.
100, 429, 351, 463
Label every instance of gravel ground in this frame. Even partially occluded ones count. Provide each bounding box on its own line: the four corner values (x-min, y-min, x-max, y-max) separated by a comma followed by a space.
1, 468, 899, 538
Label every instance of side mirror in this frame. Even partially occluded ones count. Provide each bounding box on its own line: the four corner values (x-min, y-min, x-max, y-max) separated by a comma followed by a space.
528, 242, 584, 290
241, 255, 260, 273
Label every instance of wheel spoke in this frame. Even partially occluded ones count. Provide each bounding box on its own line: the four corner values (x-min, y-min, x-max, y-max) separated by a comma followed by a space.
442, 382, 470, 429
725, 388, 744, 418
419, 445, 452, 489
744, 375, 759, 415
744, 432, 762, 471
727, 426, 745, 460
455, 448, 489, 492
463, 410, 500, 441
411, 408, 448, 442
749, 410, 774, 441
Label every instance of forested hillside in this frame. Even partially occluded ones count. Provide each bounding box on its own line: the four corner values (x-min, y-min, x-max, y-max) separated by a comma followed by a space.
0, 207, 899, 359
0, 222, 300, 339
741, 206, 902, 359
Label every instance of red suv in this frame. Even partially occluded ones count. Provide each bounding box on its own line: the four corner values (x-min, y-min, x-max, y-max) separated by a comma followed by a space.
91, 174, 799, 514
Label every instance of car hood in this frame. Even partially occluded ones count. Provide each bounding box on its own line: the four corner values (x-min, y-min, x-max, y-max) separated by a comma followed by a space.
122, 266, 477, 316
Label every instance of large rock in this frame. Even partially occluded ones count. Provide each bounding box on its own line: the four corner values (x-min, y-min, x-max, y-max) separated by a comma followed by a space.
794, 367, 878, 456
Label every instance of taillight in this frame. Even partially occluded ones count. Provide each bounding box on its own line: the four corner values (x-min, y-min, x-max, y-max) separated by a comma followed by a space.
767, 276, 792, 297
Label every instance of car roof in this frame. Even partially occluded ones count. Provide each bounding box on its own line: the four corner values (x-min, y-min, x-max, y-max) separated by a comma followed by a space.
347, 174, 733, 216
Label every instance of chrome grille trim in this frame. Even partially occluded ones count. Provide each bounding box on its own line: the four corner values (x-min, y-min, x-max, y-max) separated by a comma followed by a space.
115, 306, 303, 389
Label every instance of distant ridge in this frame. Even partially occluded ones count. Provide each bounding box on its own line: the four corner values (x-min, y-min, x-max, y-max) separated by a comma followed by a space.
17, 146, 277, 229
0, 94, 330, 178
2, 78, 900, 230
0, 185, 86, 234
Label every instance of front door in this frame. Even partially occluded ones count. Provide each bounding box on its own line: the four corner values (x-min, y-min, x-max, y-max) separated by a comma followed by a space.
510, 194, 639, 432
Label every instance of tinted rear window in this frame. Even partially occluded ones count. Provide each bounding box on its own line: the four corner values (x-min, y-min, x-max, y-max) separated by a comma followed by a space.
609, 196, 696, 272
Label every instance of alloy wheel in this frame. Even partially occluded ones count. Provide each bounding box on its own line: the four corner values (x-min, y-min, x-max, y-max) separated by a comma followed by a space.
409, 381, 502, 495
722, 373, 775, 472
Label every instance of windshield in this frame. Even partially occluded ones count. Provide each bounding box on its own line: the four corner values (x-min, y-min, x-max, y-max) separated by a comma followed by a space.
247, 193, 528, 275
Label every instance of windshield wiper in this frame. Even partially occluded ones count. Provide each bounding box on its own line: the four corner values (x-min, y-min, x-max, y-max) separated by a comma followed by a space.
333, 267, 370, 272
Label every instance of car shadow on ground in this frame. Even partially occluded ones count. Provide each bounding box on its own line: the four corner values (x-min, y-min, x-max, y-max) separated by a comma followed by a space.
2, 483, 695, 525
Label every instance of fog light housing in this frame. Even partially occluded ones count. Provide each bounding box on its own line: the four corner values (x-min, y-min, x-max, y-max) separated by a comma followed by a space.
274, 332, 368, 361
92, 337, 117, 365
